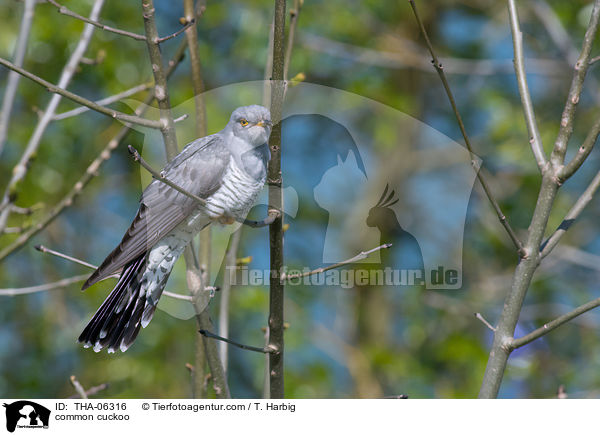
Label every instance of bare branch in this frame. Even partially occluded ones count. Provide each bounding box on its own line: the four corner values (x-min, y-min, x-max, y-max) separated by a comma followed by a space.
281, 243, 392, 281
52, 83, 151, 121
508, 0, 547, 172
550, 0, 600, 167
267, 0, 287, 399
0, 274, 89, 296
511, 296, 600, 349
540, 169, 600, 260
283, 0, 303, 81
69, 375, 88, 399
35, 244, 96, 269
67, 383, 108, 399
157, 18, 196, 43
558, 117, 600, 182
47, 0, 146, 41
199, 329, 274, 354
408, 0, 525, 256
475, 312, 497, 332
218, 228, 242, 375
0, 0, 35, 157
0, 57, 163, 129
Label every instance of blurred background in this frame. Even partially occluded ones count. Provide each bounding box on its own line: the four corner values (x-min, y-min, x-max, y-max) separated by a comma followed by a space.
1, 0, 600, 399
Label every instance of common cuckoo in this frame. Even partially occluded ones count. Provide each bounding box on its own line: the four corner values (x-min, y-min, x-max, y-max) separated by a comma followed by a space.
79, 105, 272, 353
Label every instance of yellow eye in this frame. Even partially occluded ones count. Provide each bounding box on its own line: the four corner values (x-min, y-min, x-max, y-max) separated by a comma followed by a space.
239, 119, 249, 127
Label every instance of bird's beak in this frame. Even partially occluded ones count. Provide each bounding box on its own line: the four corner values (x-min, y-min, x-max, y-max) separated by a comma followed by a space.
256, 120, 272, 128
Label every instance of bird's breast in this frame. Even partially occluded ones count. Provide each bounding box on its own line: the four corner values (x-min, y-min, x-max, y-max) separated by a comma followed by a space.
203, 156, 266, 222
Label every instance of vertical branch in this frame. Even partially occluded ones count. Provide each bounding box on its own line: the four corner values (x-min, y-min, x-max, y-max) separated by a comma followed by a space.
218, 227, 242, 376
0, 0, 105, 233
267, 0, 286, 399
141, 0, 178, 159
283, 0, 302, 81
507, 0, 547, 172
0, 0, 35, 157
550, 0, 600, 167
183, 0, 209, 399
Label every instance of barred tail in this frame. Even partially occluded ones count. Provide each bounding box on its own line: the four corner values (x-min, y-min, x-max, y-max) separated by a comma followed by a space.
78, 254, 163, 353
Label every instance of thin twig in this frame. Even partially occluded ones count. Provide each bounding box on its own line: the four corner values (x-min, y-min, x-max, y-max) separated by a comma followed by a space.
0, 0, 35, 158
31, 245, 192, 302
157, 18, 196, 43
67, 383, 108, 399
47, 0, 146, 41
0, 274, 89, 296
0, 0, 106, 235
475, 312, 497, 332
549, 0, 600, 167
283, 0, 302, 81
199, 329, 274, 354
281, 243, 392, 281
408, 0, 525, 257
69, 375, 88, 399
508, 0, 547, 172
218, 228, 242, 376
558, 117, 600, 181
0, 57, 163, 129
52, 83, 152, 121
531, 0, 600, 106
35, 244, 97, 269
540, 169, 600, 260
511, 296, 600, 349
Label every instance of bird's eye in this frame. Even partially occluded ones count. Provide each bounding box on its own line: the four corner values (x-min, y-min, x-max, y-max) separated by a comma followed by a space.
239, 119, 249, 127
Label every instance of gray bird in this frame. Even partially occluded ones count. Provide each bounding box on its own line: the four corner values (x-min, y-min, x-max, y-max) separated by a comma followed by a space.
79, 105, 272, 353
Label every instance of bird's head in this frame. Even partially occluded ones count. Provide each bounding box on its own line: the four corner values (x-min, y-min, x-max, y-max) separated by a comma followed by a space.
229, 105, 272, 147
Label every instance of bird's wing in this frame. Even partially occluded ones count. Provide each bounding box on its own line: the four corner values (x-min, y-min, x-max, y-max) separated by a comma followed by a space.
82, 134, 230, 289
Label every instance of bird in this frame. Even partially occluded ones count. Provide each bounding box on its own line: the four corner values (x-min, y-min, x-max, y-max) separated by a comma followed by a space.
78, 105, 272, 353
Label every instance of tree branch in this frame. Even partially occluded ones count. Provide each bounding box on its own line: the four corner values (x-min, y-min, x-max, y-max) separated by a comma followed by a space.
0, 0, 35, 158
47, 0, 146, 41
267, 0, 287, 400
52, 83, 151, 121
0, 274, 89, 296
508, 0, 547, 172
408, 0, 525, 257
199, 329, 274, 354
69, 375, 88, 399
280, 243, 392, 281
283, 0, 302, 81
218, 227, 242, 377
0, 57, 163, 130
558, 117, 600, 182
550, 0, 600, 167
510, 296, 600, 349
540, 169, 600, 260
